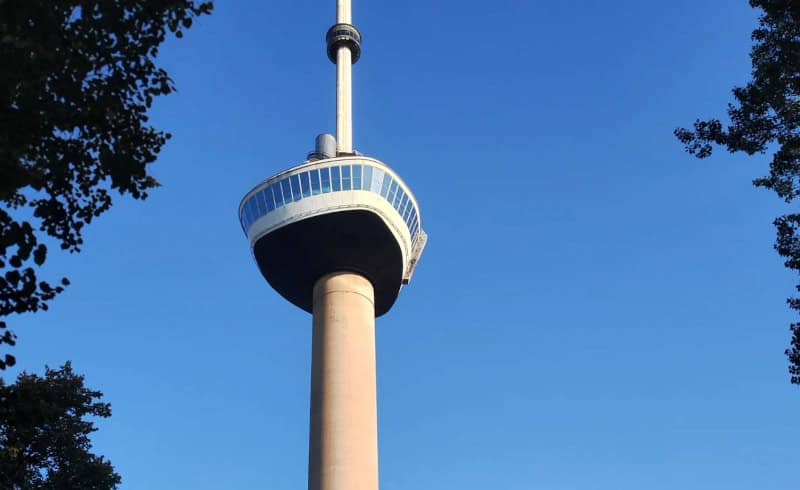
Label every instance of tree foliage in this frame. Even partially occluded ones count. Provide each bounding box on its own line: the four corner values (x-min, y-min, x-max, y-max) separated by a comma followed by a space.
676, 0, 800, 383
0, 0, 213, 368
0, 362, 119, 489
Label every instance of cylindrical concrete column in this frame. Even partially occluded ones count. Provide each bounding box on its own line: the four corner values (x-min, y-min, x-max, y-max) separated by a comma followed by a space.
309, 272, 379, 490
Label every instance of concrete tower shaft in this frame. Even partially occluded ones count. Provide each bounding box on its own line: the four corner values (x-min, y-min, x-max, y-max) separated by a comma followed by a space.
309, 273, 379, 490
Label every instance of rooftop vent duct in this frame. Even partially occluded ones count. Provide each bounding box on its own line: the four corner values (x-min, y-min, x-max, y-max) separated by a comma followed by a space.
307, 133, 337, 161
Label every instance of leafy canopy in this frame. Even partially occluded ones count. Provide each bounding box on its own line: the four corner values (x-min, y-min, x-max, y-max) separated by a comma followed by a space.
0, 362, 120, 489
0, 1, 213, 368
676, 0, 800, 383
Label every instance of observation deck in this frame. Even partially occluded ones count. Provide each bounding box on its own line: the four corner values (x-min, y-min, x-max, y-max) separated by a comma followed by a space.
239, 155, 426, 316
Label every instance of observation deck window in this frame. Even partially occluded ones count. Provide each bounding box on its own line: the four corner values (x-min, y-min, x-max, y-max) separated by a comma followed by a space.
371, 168, 383, 193
387, 181, 398, 205
271, 183, 282, 209
320, 167, 331, 193
331, 166, 342, 191
254, 190, 264, 216
280, 179, 292, 206
265, 187, 276, 212
352, 165, 362, 190
342, 165, 352, 191
380, 173, 391, 198
363, 166, 373, 191
300, 172, 312, 198
244, 200, 254, 230
256, 190, 265, 214
394, 189, 405, 210
242, 163, 420, 242
290, 175, 301, 202
399, 195, 410, 218
310, 169, 321, 195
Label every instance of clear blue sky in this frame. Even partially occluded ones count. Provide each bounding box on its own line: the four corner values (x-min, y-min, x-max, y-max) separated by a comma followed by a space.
6, 1, 799, 488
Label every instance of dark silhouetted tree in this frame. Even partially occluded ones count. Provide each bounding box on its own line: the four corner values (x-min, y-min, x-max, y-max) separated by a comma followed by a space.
676, 1, 800, 383
0, 362, 120, 489
0, 1, 214, 368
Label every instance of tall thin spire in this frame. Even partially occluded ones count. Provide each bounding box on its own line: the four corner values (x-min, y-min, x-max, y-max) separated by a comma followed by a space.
326, 0, 361, 154
337, 0, 351, 26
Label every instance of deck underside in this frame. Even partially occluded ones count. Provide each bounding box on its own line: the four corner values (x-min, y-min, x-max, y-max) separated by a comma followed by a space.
253, 210, 404, 316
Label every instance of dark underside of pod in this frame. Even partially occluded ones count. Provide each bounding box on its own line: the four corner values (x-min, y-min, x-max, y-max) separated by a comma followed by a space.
253, 210, 404, 317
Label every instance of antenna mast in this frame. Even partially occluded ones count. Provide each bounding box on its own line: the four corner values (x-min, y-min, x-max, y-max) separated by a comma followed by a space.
327, 0, 361, 154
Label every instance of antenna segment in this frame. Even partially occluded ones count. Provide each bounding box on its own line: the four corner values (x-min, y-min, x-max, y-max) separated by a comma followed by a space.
327, 0, 361, 154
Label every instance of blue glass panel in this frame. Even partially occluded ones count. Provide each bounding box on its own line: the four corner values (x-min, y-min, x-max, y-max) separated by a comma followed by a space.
243, 201, 253, 228
342, 165, 352, 190
250, 198, 259, 225
387, 181, 398, 204
254, 191, 264, 217
399, 195, 409, 216
300, 172, 311, 198
371, 168, 384, 194
310, 169, 321, 195
321, 167, 331, 193
363, 166, 373, 191
271, 182, 279, 208
403, 202, 413, 223
252, 195, 264, 223
290, 174, 301, 202
250, 197, 259, 220
394, 190, 406, 210
273, 187, 280, 210
380, 174, 391, 197
248, 198, 256, 223
250, 194, 266, 223
241, 206, 249, 232
331, 166, 341, 191
257, 193, 265, 218
253, 192, 261, 217
281, 179, 292, 205
381, 174, 392, 198
259, 187, 275, 214
272, 182, 284, 208
352, 165, 362, 190
265, 186, 276, 212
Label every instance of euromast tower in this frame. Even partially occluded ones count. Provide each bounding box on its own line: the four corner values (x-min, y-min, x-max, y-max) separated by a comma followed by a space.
237, 1, 426, 489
